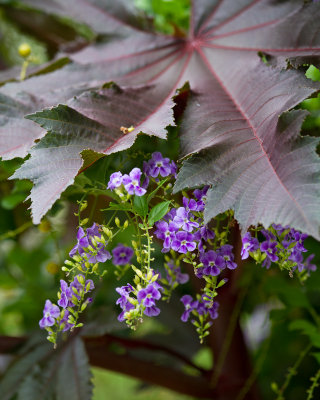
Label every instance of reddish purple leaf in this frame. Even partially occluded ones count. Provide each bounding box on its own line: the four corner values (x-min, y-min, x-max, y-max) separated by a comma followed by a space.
2, 0, 320, 236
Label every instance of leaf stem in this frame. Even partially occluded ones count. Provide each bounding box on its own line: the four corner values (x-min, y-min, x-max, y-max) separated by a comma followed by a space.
276, 343, 312, 400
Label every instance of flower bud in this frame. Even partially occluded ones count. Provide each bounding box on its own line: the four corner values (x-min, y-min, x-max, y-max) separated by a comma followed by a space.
18, 43, 31, 57
115, 217, 121, 227
79, 201, 88, 213
46, 261, 59, 274
80, 218, 89, 226
102, 226, 112, 238
123, 220, 129, 229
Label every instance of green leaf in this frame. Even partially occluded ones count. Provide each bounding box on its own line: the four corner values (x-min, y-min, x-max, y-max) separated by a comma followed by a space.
1, 193, 27, 210
313, 352, 320, 365
289, 319, 320, 347
148, 201, 170, 226
289, 319, 317, 336
133, 195, 148, 218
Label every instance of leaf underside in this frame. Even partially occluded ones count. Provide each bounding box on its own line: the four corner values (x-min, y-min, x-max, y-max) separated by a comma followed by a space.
1, 0, 320, 238
0, 337, 92, 400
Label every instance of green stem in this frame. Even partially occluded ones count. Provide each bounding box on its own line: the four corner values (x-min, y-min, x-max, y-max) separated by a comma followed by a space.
143, 219, 152, 273
20, 60, 29, 81
306, 368, 320, 400
72, 269, 89, 329
0, 221, 33, 240
276, 343, 312, 400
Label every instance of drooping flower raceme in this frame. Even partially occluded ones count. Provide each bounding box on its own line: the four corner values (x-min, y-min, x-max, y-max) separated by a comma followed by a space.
241, 224, 316, 274
69, 223, 111, 263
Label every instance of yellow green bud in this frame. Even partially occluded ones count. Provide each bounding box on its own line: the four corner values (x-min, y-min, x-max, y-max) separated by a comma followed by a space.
39, 219, 51, 233
115, 217, 121, 227
18, 43, 31, 57
80, 218, 89, 226
151, 273, 159, 283
134, 275, 140, 285
79, 201, 88, 212
46, 261, 59, 274
123, 220, 129, 229
146, 270, 153, 281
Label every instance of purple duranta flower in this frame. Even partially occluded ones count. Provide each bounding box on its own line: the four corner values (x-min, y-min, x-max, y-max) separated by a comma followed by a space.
193, 186, 209, 211
58, 279, 73, 309
154, 220, 178, 252
115, 284, 135, 321
122, 168, 147, 196
241, 232, 259, 260
166, 261, 189, 285
180, 295, 199, 322
107, 171, 123, 190
217, 245, 237, 270
112, 244, 134, 265
173, 207, 199, 233
137, 283, 162, 317
260, 240, 279, 262
39, 300, 60, 329
145, 152, 172, 178
171, 231, 196, 254
200, 250, 225, 276
304, 254, 317, 272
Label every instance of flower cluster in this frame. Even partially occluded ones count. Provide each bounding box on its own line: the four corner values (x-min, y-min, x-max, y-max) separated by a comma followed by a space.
40, 151, 317, 347
39, 223, 112, 345
108, 168, 146, 196
241, 224, 316, 275
107, 152, 177, 198
116, 273, 163, 327
154, 189, 214, 255
181, 294, 219, 343
69, 223, 111, 263
39, 274, 94, 343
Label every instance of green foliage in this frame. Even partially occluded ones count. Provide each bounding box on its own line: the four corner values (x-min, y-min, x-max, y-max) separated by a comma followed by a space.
135, 0, 190, 34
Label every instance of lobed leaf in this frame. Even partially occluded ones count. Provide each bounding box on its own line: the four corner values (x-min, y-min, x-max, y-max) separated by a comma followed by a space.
1, 0, 320, 237
56, 337, 92, 400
